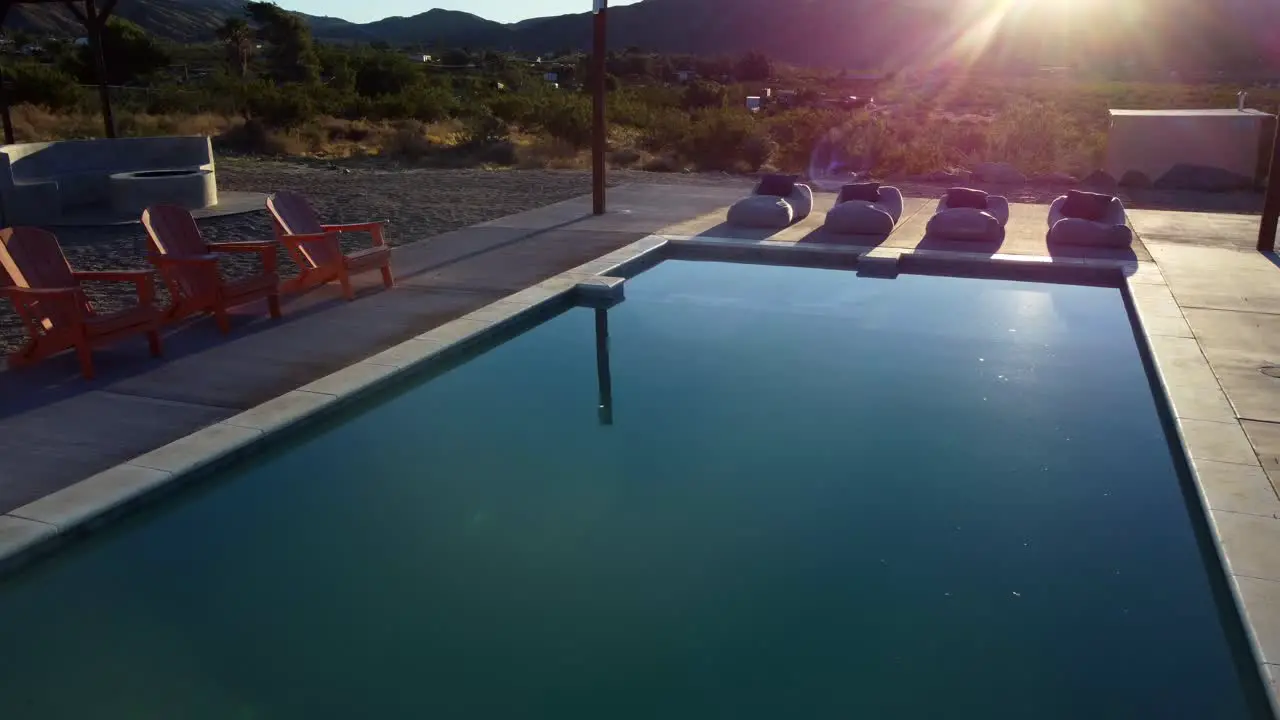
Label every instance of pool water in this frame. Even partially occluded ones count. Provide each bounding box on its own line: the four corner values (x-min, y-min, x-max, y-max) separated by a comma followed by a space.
0, 260, 1264, 719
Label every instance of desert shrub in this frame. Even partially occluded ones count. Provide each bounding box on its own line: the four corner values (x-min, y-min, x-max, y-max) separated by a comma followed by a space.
3, 62, 83, 111
682, 80, 727, 111
642, 153, 683, 172
245, 83, 316, 128
461, 109, 509, 146
536, 94, 592, 148
380, 121, 436, 161
354, 51, 425, 98
516, 136, 584, 169
740, 133, 777, 172
681, 108, 768, 172
367, 85, 455, 123
215, 118, 289, 155
608, 147, 644, 167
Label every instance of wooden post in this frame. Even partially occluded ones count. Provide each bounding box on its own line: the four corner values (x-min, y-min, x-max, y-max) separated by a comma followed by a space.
1261, 114, 1280, 252
595, 307, 613, 426
591, 1, 607, 215
0, 68, 13, 145
0, 0, 12, 144
84, 0, 115, 138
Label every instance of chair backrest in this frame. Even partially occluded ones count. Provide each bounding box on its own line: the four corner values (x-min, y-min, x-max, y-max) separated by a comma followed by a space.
266, 191, 341, 268
0, 226, 76, 289
142, 204, 209, 258
142, 204, 218, 301
0, 226, 86, 330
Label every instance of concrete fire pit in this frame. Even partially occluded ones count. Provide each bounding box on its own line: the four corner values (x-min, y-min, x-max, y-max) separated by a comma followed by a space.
108, 168, 217, 216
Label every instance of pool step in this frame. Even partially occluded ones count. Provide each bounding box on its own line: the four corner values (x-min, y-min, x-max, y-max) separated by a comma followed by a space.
574, 276, 626, 308
856, 255, 900, 279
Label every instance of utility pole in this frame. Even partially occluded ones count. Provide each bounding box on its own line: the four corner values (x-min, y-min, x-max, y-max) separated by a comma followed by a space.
1260, 114, 1280, 252
591, 0, 607, 215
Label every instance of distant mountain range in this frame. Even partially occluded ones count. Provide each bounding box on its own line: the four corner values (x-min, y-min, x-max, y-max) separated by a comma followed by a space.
7, 0, 1278, 73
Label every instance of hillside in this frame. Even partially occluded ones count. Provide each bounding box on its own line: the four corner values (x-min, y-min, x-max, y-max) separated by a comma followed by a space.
5, 0, 1276, 74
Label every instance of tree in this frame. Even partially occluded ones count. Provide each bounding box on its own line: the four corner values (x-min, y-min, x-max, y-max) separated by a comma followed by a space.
353, 51, 423, 97
76, 18, 169, 85
245, 1, 319, 84
682, 80, 727, 111
735, 51, 772, 82
216, 17, 253, 77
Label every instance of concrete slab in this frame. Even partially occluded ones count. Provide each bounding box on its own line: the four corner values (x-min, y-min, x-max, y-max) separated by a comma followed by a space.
1197, 460, 1280, 516
1181, 419, 1261, 466
1237, 577, 1280, 665
1213, 509, 1280, 580
0, 391, 230, 512
8, 464, 172, 531
1130, 209, 1261, 250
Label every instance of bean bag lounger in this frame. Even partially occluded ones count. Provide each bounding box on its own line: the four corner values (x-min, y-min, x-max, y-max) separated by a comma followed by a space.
1046, 190, 1133, 248
727, 174, 814, 229
925, 187, 1009, 243
823, 182, 904, 236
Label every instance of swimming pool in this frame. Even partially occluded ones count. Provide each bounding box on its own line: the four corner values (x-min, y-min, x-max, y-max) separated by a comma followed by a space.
0, 258, 1267, 718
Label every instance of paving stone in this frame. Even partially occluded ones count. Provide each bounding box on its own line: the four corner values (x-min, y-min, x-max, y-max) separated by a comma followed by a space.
130, 422, 263, 476
8, 464, 172, 531
1165, 382, 1237, 422
1212, 510, 1280, 580
1195, 459, 1280, 516
0, 515, 57, 562
1236, 577, 1280, 664
1180, 419, 1260, 465
222, 390, 337, 433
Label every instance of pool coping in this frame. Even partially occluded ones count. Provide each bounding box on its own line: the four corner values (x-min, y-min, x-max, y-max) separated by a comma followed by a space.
1, 232, 1275, 717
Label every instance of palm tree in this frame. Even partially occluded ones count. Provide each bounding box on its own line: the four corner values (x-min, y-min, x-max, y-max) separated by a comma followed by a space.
216, 17, 252, 77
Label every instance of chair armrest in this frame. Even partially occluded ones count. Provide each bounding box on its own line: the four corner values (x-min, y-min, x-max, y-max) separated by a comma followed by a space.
321, 222, 384, 233
322, 221, 386, 247
150, 253, 219, 265
208, 242, 276, 252
209, 242, 278, 272
73, 270, 156, 305
279, 231, 338, 244
72, 270, 152, 281
4, 285, 88, 328
4, 285, 81, 298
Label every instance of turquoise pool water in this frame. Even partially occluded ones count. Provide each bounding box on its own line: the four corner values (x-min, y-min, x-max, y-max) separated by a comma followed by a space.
0, 260, 1265, 719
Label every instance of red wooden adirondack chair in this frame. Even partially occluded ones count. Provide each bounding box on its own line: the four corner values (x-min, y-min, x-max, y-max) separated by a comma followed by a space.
142, 204, 282, 334
0, 227, 162, 379
265, 191, 393, 301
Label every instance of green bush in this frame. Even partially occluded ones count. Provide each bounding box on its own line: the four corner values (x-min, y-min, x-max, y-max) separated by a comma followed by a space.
2, 62, 83, 111
681, 108, 768, 172
246, 83, 315, 129
537, 94, 592, 148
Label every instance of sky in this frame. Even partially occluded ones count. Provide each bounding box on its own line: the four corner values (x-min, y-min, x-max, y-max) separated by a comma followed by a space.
276, 0, 643, 25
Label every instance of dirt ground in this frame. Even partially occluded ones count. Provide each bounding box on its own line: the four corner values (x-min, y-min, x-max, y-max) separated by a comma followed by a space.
0, 159, 1265, 355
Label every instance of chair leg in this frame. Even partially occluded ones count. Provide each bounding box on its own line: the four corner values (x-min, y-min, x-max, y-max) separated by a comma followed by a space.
267, 293, 282, 320
339, 271, 355, 301
214, 306, 231, 334
380, 265, 394, 289
147, 330, 162, 358
76, 341, 95, 380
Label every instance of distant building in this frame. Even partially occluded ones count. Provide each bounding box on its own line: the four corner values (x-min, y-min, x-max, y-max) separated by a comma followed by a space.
406, 54, 433, 63
676, 70, 695, 83
544, 72, 559, 83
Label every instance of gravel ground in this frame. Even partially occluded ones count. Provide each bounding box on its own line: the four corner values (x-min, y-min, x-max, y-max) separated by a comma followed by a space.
0, 159, 1266, 355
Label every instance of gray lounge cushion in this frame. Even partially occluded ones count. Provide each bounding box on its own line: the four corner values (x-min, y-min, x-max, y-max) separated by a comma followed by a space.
1046, 194, 1132, 247
926, 193, 1009, 242
727, 181, 813, 229
824, 185, 904, 235
728, 194, 793, 228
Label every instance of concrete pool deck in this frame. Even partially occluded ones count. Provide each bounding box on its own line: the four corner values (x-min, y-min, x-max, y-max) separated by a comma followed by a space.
2, 182, 1279, 710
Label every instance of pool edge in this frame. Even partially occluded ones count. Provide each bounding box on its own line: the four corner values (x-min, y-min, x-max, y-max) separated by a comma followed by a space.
2, 233, 1275, 717
1123, 271, 1280, 720
0, 235, 672, 577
